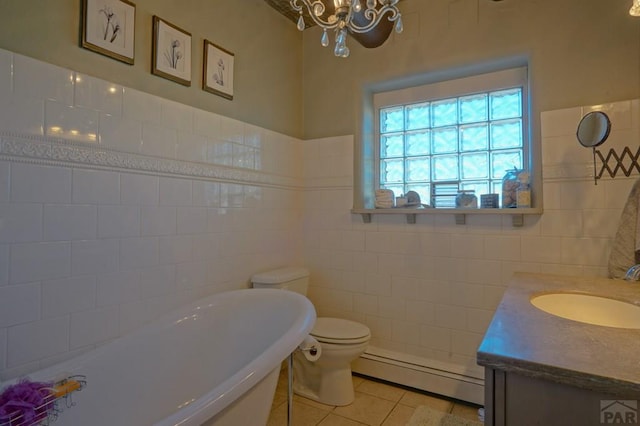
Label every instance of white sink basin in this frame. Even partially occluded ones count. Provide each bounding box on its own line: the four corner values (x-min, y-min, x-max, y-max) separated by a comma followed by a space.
530, 293, 640, 329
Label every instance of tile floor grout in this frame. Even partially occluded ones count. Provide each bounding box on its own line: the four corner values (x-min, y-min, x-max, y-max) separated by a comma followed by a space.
267, 369, 482, 426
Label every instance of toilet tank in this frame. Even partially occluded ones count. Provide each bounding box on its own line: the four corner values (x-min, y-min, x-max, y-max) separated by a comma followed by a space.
251, 267, 310, 295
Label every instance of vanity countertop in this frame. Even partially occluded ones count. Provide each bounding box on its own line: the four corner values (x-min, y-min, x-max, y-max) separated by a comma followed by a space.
477, 272, 640, 397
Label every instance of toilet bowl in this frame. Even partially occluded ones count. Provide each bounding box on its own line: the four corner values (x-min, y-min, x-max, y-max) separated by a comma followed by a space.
294, 317, 370, 406
251, 267, 371, 406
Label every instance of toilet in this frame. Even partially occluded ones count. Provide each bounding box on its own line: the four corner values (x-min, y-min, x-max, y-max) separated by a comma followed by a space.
251, 267, 370, 406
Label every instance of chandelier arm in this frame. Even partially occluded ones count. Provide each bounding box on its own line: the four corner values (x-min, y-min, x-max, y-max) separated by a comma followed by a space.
291, 0, 346, 30
349, 6, 400, 33
290, 0, 304, 13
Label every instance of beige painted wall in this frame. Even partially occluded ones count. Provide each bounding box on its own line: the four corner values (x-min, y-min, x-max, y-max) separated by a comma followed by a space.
0, 0, 304, 137
1, 0, 636, 141
301, 0, 640, 140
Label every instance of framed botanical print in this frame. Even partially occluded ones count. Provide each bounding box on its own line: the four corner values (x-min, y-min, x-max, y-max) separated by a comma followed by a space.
81, 0, 136, 64
203, 40, 234, 100
152, 16, 192, 86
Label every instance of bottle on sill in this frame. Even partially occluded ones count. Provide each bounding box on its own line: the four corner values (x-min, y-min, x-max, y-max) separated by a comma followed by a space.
517, 183, 531, 208
516, 171, 531, 208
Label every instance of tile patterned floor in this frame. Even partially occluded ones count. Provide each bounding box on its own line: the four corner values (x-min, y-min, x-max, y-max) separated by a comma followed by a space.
267, 370, 482, 426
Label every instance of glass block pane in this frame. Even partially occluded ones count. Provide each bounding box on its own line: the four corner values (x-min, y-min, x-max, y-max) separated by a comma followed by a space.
406, 102, 430, 130
490, 88, 522, 120
380, 133, 404, 158
459, 94, 487, 124
377, 83, 527, 210
491, 182, 502, 196
406, 157, 430, 182
406, 184, 430, 205
406, 130, 430, 156
432, 99, 458, 127
432, 127, 458, 154
432, 155, 459, 181
461, 153, 488, 180
491, 150, 523, 179
491, 119, 523, 149
461, 181, 489, 197
381, 106, 404, 133
381, 159, 404, 183
460, 124, 488, 152
382, 184, 404, 198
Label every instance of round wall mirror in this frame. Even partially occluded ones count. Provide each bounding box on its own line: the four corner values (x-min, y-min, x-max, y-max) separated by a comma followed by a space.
576, 111, 611, 148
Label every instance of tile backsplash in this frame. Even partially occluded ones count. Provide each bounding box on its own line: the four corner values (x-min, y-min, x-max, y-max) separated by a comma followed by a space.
301, 101, 640, 379
0, 48, 304, 379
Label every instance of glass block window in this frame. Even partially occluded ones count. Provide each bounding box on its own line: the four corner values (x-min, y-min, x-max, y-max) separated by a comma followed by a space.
375, 67, 528, 208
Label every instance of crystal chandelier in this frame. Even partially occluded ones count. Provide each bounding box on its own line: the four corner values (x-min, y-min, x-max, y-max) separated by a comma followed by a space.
290, 0, 403, 58
631, 0, 640, 16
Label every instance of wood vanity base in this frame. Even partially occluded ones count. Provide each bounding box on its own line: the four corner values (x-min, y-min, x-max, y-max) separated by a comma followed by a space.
485, 367, 640, 426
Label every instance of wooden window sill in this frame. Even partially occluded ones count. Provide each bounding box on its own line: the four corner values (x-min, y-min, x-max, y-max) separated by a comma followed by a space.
351, 207, 543, 227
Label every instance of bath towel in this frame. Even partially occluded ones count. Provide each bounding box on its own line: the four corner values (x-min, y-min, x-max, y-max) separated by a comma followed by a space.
609, 177, 640, 278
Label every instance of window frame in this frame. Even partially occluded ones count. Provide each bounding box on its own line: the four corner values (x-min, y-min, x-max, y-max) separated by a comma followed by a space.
373, 67, 530, 208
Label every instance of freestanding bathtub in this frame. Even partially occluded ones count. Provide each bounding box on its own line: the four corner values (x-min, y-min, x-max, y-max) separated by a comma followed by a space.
0, 288, 316, 426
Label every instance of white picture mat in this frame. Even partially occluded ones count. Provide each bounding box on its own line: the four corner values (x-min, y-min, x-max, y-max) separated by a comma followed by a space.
84, 0, 135, 60
155, 19, 191, 81
205, 43, 234, 98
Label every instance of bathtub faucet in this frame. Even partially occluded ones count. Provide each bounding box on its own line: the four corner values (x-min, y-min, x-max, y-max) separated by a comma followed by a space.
625, 264, 640, 281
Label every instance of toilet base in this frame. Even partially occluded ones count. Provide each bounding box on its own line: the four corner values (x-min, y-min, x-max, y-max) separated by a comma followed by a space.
293, 364, 355, 406
292, 340, 370, 407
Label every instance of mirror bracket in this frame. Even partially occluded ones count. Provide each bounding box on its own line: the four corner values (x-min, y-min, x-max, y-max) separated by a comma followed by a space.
593, 146, 640, 184
576, 111, 615, 185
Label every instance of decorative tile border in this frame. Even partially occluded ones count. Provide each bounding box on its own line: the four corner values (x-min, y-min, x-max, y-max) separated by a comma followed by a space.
0, 132, 301, 189
542, 163, 592, 181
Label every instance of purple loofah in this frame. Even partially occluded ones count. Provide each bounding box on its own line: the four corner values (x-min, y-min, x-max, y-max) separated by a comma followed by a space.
0, 379, 55, 425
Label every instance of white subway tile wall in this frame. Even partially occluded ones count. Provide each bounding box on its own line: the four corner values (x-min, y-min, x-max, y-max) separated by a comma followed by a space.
11, 163, 72, 204
0, 99, 45, 136
74, 73, 124, 116
13, 55, 74, 105
98, 113, 142, 153
45, 101, 99, 143
302, 99, 640, 377
0, 49, 303, 379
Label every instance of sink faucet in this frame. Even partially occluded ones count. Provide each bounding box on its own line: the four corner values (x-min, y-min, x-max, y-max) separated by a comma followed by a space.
625, 264, 640, 281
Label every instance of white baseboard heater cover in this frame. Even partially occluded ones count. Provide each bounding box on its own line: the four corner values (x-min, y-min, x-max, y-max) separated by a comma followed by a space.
352, 347, 484, 406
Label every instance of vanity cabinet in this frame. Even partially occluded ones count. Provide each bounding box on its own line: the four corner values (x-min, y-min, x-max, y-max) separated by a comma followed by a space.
478, 273, 640, 426
484, 367, 640, 426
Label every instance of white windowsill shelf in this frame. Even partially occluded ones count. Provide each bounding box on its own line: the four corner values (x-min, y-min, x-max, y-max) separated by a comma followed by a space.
351, 207, 543, 227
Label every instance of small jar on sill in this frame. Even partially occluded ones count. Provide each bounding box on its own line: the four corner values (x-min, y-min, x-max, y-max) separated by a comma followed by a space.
455, 190, 478, 209
501, 169, 520, 208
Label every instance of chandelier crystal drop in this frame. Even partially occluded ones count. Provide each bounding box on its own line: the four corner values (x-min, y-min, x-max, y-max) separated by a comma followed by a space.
290, 0, 403, 58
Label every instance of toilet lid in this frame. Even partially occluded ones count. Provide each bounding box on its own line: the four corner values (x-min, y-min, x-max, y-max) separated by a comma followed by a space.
311, 317, 370, 344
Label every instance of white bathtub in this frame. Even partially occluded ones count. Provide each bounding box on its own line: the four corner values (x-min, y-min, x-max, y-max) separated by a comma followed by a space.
1, 289, 316, 426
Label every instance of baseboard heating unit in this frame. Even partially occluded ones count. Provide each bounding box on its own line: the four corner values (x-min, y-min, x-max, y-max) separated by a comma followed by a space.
352, 346, 484, 405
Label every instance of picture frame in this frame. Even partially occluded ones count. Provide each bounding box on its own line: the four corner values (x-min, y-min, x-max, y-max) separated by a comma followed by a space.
152, 16, 192, 86
203, 40, 234, 100
81, 0, 136, 64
